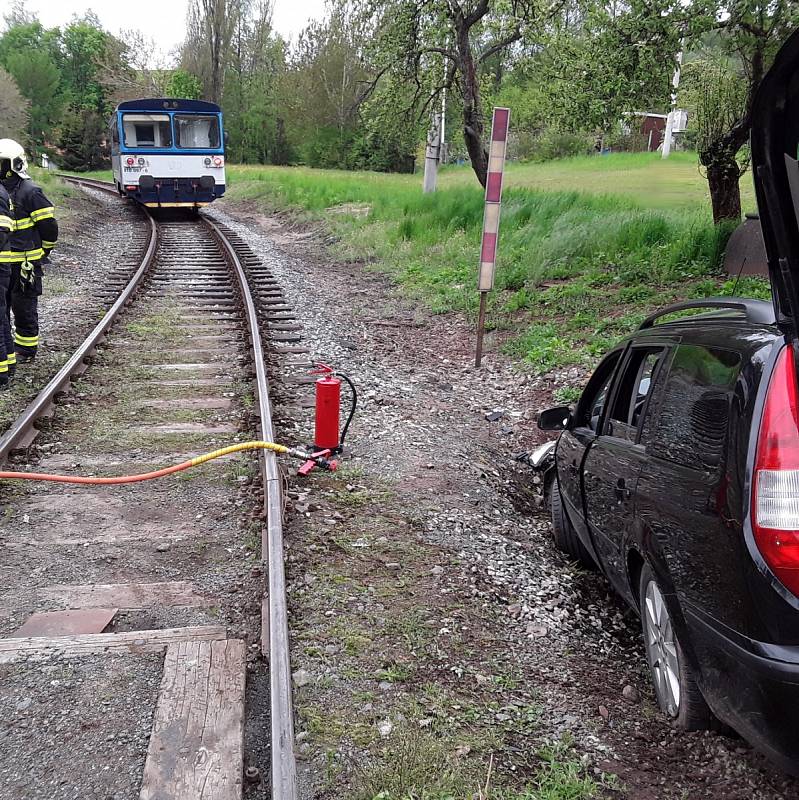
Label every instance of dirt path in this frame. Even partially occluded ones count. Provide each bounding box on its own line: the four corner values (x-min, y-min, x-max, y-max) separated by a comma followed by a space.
213, 202, 799, 800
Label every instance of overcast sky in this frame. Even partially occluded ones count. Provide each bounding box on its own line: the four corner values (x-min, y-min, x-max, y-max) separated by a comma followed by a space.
2, 0, 328, 59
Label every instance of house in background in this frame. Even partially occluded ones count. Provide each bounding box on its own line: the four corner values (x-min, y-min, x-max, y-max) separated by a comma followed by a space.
614, 110, 688, 152
635, 113, 668, 151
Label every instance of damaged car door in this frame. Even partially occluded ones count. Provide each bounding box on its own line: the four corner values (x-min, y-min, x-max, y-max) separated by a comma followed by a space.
555, 348, 624, 563
582, 345, 667, 603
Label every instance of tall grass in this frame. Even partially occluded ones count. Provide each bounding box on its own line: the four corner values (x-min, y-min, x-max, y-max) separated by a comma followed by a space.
72, 157, 754, 372
227, 165, 734, 314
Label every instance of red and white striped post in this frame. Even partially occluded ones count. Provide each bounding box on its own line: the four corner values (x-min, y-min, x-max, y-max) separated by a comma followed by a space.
475, 107, 510, 368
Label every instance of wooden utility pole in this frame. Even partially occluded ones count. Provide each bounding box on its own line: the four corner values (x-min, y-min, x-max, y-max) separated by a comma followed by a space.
423, 112, 442, 193
662, 47, 683, 159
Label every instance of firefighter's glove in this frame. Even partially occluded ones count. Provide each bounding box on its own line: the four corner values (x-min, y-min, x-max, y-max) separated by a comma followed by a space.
18, 261, 35, 292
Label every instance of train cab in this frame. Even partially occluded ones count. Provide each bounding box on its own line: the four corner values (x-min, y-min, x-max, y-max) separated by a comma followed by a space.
110, 98, 226, 208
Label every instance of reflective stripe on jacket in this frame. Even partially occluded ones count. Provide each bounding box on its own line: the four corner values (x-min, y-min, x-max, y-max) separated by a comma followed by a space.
0, 177, 58, 264
0, 185, 11, 253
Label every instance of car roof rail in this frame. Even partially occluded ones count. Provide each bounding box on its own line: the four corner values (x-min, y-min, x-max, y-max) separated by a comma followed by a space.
638, 297, 775, 330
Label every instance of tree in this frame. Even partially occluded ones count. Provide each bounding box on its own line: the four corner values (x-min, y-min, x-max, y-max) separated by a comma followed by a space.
61, 14, 115, 112
506, 1, 683, 136
0, 12, 65, 152
183, 0, 241, 103
360, 0, 559, 186
4, 49, 62, 152
283, 3, 373, 167
167, 69, 203, 99
0, 10, 62, 70
178, 0, 297, 164
58, 106, 108, 171
98, 30, 174, 103
687, 3, 799, 223
0, 66, 29, 141
224, 1, 283, 162
0, 8, 189, 165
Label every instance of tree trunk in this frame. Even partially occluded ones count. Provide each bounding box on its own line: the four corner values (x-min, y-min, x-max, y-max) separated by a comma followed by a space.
707, 159, 742, 224
455, 24, 488, 187
463, 103, 488, 188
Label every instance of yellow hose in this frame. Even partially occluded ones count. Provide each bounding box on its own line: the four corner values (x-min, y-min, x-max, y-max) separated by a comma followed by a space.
0, 441, 335, 485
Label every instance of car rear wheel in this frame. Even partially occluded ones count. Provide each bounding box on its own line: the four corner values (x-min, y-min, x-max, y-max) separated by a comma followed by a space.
639, 563, 714, 730
549, 478, 594, 568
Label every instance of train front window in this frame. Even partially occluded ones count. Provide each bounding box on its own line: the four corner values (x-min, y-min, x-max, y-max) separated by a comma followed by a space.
175, 115, 221, 149
122, 114, 172, 148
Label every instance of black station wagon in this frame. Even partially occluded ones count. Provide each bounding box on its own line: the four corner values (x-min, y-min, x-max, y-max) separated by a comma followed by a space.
534, 29, 799, 773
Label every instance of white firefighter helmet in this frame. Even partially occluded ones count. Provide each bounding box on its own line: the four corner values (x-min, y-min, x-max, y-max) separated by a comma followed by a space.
0, 139, 30, 179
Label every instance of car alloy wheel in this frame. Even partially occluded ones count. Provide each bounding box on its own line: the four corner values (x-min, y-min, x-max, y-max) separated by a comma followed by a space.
643, 578, 681, 717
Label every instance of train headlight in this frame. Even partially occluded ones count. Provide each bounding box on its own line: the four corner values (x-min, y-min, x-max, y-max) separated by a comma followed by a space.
204, 157, 212, 166
126, 157, 135, 166
137, 157, 146, 166
213, 156, 224, 167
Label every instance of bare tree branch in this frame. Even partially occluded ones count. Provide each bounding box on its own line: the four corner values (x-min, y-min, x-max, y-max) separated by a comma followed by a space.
479, 27, 523, 62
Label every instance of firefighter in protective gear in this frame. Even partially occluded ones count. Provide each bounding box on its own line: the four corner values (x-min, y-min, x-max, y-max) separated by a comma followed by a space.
0, 139, 58, 369
0, 184, 12, 389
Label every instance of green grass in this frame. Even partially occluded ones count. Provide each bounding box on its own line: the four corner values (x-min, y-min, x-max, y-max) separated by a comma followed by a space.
443, 151, 755, 211
30, 167, 81, 205
354, 723, 601, 800
65, 153, 767, 373
73, 150, 756, 211
69, 169, 114, 181
223, 153, 764, 370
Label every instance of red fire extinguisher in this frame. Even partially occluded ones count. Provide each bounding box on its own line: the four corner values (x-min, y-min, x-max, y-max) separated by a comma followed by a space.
311, 364, 357, 454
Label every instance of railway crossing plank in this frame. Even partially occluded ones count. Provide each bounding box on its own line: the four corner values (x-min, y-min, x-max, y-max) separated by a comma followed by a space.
38, 581, 214, 610
0, 625, 226, 664
9, 608, 118, 637
139, 639, 246, 800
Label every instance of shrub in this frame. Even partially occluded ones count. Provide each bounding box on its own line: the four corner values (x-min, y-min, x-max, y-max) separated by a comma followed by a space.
526, 129, 592, 162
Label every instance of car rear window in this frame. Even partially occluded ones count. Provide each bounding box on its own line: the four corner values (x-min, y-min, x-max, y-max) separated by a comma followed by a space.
648, 344, 742, 470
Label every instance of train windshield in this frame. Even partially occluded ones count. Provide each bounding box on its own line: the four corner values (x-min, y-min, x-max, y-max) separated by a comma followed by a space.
174, 115, 221, 149
122, 114, 172, 148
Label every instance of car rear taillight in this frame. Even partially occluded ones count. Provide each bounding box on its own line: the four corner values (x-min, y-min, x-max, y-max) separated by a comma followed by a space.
753, 344, 799, 596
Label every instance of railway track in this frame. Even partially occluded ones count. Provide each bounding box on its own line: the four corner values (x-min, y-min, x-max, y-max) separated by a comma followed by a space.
0, 178, 300, 799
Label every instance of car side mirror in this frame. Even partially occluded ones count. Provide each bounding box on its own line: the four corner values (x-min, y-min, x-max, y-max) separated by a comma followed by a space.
537, 405, 573, 431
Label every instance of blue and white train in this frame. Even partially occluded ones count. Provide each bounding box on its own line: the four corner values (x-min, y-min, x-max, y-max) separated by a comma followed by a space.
110, 98, 226, 208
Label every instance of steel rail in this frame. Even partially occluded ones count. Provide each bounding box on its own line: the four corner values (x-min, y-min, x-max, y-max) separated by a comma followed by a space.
204, 216, 298, 800
30, 176, 298, 796
0, 181, 158, 465
54, 174, 120, 194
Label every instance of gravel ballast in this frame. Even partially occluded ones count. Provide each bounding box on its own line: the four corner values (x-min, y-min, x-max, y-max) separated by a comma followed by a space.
210, 203, 799, 800
0, 653, 162, 800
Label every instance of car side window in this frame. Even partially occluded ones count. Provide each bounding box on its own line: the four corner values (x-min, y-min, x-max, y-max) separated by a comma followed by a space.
649, 344, 742, 470
575, 351, 622, 431
606, 348, 665, 442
